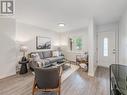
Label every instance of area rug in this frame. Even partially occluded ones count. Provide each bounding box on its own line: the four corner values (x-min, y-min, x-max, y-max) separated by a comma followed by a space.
61, 64, 79, 82
62, 64, 71, 71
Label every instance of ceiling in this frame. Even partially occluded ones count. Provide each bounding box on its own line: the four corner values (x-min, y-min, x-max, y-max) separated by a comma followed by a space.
16, 0, 127, 32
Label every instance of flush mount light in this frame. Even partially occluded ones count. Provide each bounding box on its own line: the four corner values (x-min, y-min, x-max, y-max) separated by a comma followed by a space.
58, 23, 65, 27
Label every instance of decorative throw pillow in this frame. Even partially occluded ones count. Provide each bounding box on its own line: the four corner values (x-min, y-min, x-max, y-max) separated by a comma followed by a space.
37, 52, 44, 59
52, 51, 60, 57
43, 51, 52, 58
42, 59, 51, 67
37, 61, 42, 68
31, 53, 42, 62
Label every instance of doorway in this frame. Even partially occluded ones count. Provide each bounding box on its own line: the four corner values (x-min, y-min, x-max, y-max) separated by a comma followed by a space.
98, 32, 117, 67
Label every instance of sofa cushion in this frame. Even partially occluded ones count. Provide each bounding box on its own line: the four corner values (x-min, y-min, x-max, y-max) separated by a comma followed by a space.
42, 59, 50, 64
46, 57, 58, 63
43, 51, 52, 58
46, 56, 64, 63
42, 59, 52, 67
55, 56, 64, 60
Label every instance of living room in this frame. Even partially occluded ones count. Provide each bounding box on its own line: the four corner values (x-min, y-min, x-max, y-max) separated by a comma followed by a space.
0, 0, 127, 95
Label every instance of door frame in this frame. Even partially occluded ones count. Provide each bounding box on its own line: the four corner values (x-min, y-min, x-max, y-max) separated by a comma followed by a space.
97, 30, 119, 67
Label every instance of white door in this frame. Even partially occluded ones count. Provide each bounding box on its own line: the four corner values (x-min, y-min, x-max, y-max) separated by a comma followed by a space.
98, 32, 116, 67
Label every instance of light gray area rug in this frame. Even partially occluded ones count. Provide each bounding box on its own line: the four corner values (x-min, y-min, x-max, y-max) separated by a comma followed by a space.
61, 64, 79, 82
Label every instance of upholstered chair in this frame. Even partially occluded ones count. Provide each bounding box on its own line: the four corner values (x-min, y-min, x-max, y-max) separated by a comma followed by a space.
32, 66, 62, 95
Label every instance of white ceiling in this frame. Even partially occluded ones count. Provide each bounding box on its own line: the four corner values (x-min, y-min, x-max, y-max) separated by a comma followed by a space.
16, 0, 127, 32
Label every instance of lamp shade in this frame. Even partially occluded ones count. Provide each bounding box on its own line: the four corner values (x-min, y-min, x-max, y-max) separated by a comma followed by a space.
20, 45, 28, 52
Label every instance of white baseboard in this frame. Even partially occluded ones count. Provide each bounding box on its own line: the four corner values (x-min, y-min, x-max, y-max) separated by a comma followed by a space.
97, 65, 109, 68
0, 72, 16, 79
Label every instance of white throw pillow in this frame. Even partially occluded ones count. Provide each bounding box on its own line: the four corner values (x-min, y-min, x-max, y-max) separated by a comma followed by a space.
31, 53, 43, 63
52, 51, 60, 57
31, 53, 44, 68
37, 61, 42, 68
31, 53, 40, 61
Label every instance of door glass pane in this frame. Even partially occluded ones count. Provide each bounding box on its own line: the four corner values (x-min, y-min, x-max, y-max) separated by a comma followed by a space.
103, 38, 108, 56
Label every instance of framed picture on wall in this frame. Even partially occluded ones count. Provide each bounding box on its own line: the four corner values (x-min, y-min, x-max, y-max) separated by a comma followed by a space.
36, 36, 51, 49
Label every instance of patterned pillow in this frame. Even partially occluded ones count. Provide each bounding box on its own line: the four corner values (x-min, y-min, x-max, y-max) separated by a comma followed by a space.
31, 53, 41, 62
52, 51, 60, 57
37, 52, 44, 59
42, 59, 51, 67
43, 51, 52, 58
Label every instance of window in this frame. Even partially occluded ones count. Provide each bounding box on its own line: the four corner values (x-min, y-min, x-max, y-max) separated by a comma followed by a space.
103, 38, 108, 56
70, 37, 82, 51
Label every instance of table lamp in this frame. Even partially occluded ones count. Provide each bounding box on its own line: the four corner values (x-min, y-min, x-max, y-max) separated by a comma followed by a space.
20, 45, 28, 61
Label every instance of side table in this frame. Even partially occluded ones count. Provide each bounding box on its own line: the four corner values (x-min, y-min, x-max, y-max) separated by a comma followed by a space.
19, 60, 29, 74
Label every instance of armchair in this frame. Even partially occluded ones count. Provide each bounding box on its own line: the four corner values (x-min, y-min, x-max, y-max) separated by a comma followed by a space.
32, 66, 62, 95
76, 54, 88, 71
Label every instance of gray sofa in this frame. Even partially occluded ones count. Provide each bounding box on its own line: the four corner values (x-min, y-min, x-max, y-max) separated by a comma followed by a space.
29, 51, 64, 70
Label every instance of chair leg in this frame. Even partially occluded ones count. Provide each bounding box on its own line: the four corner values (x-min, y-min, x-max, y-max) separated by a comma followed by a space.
32, 86, 35, 95
32, 79, 36, 95
32, 90, 34, 95
58, 87, 61, 95
58, 90, 60, 95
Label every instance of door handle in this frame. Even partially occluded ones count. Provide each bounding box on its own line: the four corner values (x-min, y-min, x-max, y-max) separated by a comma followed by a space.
112, 49, 116, 54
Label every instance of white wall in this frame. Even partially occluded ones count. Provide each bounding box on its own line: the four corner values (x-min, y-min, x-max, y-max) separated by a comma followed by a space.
16, 22, 59, 50
0, 18, 16, 79
119, 10, 127, 65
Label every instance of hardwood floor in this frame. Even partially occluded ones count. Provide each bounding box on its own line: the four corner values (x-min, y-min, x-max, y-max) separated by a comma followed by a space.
0, 67, 109, 95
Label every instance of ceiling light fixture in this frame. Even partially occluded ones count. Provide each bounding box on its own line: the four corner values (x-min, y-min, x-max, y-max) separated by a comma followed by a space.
58, 23, 65, 27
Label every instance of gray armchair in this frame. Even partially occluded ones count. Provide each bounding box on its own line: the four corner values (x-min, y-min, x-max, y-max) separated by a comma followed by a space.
32, 66, 62, 95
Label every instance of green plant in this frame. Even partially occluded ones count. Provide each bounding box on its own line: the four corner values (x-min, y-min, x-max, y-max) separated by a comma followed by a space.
76, 37, 82, 50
